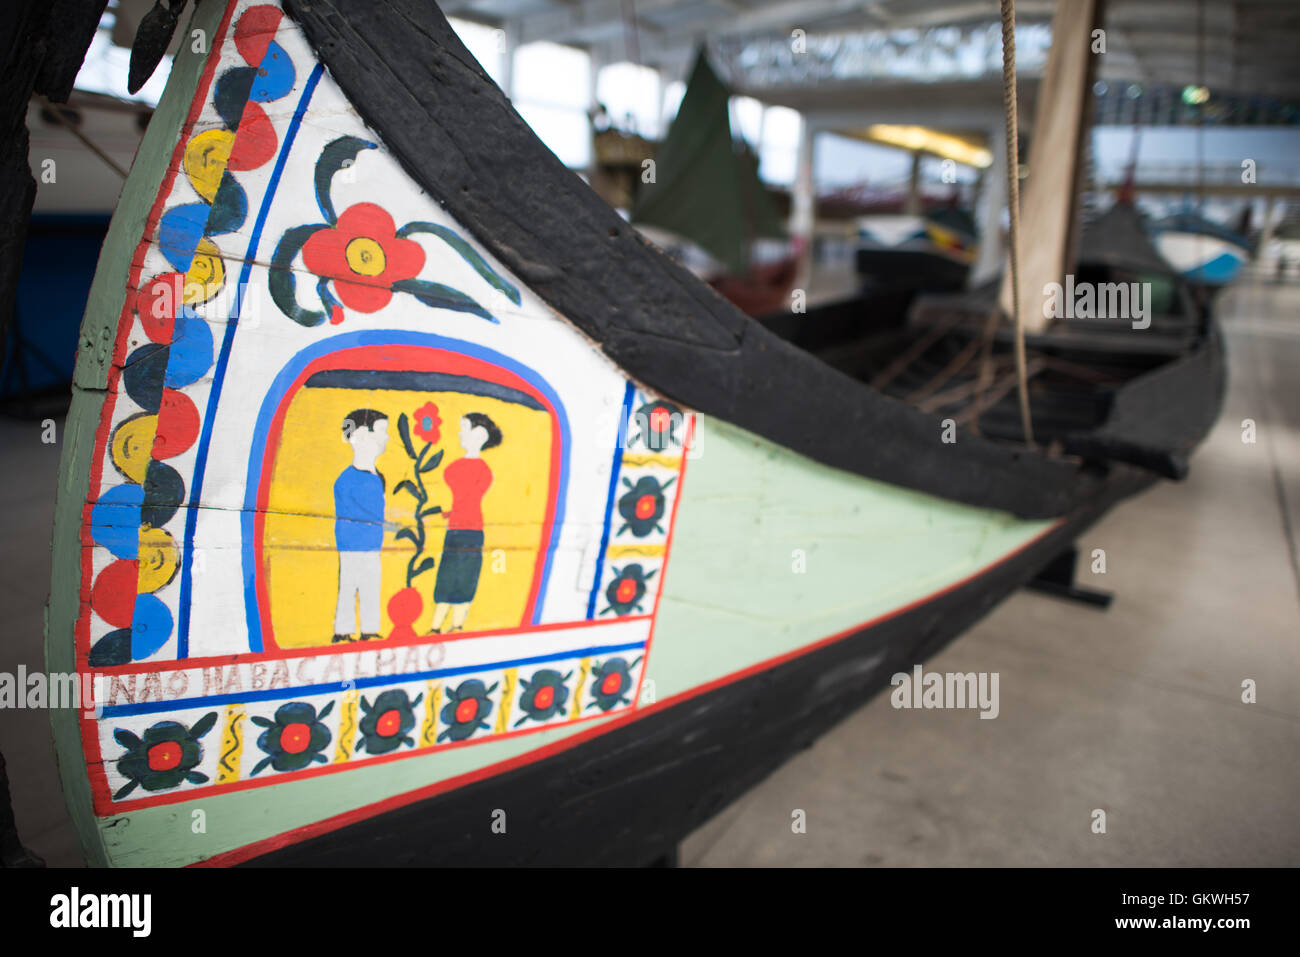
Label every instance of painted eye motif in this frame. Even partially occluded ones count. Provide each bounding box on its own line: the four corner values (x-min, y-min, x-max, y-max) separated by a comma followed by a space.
617, 476, 675, 537
514, 669, 572, 727
356, 690, 422, 755
250, 701, 336, 775
600, 564, 656, 617
587, 657, 642, 713
633, 400, 683, 451
112, 712, 217, 799
439, 680, 496, 743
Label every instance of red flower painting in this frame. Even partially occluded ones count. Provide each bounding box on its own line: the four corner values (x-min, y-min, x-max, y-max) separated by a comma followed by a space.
270, 137, 521, 327
413, 402, 442, 444
301, 203, 426, 313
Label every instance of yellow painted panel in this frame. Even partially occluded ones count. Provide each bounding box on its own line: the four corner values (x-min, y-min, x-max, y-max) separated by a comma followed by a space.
262, 387, 553, 647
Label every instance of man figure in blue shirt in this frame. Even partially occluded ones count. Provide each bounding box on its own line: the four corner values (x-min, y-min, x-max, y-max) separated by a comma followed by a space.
333, 409, 389, 642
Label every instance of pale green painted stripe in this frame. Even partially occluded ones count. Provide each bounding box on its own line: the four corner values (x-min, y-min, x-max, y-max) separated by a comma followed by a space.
643, 416, 1052, 701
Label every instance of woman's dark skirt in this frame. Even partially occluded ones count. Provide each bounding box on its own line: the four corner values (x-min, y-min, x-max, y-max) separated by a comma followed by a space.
434, 529, 484, 604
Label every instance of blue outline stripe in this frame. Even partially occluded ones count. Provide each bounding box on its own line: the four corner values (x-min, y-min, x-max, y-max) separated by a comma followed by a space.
239, 330, 572, 651
177, 63, 326, 658
586, 381, 635, 618
99, 639, 643, 718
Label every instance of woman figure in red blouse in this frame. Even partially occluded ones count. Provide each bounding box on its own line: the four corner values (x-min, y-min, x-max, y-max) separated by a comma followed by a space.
431, 412, 501, 633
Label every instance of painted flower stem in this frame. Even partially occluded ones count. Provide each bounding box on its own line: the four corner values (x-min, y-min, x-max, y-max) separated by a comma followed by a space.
395, 411, 444, 588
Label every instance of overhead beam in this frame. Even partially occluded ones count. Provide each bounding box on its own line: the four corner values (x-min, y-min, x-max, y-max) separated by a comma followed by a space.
516, 0, 682, 47
870, 0, 1057, 29
448, 0, 1300, 100
515, 0, 1060, 52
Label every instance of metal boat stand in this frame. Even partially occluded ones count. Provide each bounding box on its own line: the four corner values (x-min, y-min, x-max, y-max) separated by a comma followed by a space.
1024, 545, 1114, 608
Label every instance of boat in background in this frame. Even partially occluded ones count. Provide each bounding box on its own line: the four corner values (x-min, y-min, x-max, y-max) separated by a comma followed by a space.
855, 204, 979, 294
630, 48, 797, 317
1153, 209, 1252, 292
776, 190, 1217, 471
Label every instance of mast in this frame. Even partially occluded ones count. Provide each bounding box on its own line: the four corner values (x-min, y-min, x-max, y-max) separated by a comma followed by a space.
999, 0, 1105, 334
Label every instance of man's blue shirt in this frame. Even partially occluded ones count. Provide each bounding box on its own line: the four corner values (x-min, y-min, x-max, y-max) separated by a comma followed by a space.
334, 466, 384, 551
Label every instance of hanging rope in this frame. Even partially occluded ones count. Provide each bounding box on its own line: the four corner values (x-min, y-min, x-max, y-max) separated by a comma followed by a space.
999, 0, 1034, 447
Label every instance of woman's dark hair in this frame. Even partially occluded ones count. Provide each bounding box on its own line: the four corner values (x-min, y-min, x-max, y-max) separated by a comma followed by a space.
465, 412, 502, 450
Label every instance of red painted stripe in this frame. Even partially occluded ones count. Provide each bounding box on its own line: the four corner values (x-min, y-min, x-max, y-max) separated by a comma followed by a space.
89, 613, 652, 677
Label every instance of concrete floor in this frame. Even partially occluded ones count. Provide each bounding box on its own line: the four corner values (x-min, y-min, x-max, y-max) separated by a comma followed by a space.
682, 274, 1300, 866
2, 276, 1297, 867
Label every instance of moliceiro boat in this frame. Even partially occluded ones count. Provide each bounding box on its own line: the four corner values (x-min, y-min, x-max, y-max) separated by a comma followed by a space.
43, 0, 1224, 867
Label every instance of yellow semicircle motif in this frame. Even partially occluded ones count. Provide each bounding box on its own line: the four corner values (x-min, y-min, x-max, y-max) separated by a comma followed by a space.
110, 414, 159, 484
185, 238, 226, 305
137, 525, 179, 593
183, 128, 235, 203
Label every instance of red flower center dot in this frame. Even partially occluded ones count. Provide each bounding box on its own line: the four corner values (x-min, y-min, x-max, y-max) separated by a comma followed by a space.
650, 408, 671, 432
615, 579, 637, 604
533, 686, 555, 710
455, 698, 478, 724
376, 709, 402, 737
635, 495, 657, 519
600, 673, 623, 696
147, 741, 183, 772
280, 722, 311, 754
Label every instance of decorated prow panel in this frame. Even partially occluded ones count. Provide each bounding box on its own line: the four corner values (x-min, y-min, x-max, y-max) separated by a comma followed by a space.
74, 2, 691, 814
